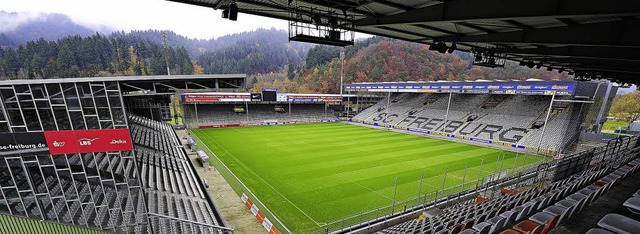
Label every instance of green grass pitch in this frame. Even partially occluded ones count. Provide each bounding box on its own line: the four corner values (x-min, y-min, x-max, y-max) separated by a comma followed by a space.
192, 122, 541, 233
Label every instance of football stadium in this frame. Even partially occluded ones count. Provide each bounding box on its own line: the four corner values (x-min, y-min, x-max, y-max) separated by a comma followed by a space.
1, 1, 640, 234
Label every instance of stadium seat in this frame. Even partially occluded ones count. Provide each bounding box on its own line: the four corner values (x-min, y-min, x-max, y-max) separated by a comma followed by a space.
623, 197, 640, 214
471, 222, 491, 234
486, 216, 507, 233
459, 228, 477, 234
499, 228, 527, 234
500, 210, 518, 225
597, 213, 640, 234
585, 228, 616, 234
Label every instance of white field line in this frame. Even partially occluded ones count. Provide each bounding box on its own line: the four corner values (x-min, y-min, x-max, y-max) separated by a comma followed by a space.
333, 173, 394, 201
196, 129, 325, 227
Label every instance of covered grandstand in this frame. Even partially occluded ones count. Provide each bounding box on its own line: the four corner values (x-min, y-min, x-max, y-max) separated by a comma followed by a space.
347, 80, 617, 155
0, 75, 234, 233
180, 92, 352, 128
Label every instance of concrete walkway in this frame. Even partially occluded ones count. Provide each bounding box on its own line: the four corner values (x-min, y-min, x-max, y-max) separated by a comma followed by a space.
177, 129, 266, 234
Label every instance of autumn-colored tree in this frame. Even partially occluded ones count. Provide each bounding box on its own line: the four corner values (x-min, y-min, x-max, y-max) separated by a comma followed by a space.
193, 62, 204, 74
610, 91, 640, 124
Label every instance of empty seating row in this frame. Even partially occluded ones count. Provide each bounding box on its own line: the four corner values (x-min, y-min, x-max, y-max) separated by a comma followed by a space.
378, 152, 639, 234
354, 93, 579, 152
502, 158, 640, 234
129, 115, 225, 233
183, 103, 338, 126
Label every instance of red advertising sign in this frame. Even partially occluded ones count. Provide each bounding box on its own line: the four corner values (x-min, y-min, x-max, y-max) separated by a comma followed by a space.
44, 129, 133, 154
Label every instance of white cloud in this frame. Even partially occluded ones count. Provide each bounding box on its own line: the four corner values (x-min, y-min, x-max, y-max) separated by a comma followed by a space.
0, 11, 45, 32
0, 0, 289, 39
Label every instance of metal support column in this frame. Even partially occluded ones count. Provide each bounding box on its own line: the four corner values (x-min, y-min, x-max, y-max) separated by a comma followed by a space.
195, 103, 199, 126
537, 93, 555, 153
386, 92, 391, 110
245, 101, 249, 122
443, 92, 453, 130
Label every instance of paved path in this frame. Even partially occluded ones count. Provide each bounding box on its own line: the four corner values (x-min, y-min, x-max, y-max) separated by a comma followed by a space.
177, 130, 266, 234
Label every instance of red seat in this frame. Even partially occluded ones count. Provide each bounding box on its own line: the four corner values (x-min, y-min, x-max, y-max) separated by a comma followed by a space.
500, 229, 524, 234
514, 220, 545, 234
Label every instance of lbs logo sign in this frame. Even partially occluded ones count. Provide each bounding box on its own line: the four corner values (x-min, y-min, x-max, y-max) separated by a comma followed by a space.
44, 129, 132, 154
77, 138, 98, 146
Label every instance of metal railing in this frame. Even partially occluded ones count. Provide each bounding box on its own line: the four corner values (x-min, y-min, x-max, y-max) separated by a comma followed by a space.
308, 154, 549, 234
314, 135, 639, 234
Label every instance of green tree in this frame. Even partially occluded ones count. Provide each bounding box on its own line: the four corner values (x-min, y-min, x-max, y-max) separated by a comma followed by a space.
610, 91, 640, 124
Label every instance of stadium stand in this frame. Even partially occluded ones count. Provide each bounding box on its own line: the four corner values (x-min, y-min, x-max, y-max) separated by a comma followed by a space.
353, 93, 582, 153
183, 103, 338, 126
375, 138, 639, 234
128, 115, 226, 233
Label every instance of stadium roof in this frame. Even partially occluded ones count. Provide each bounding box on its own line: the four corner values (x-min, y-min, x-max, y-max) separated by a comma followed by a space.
0, 74, 246, 85
167, 0, 640, 85
0, 74, 247, 93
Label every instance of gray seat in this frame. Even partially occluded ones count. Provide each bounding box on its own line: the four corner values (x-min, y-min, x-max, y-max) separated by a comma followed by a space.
623, 197, 640, 214
556, 199, 577, 209
578, 187, 596, 196
448, 223, 463, 234
515, 202, 536, 221
486, 216, 507, 233
459, 229, 476, 234
634, 189, 640, 197
598, 174, 621, 184
597, 213, 640, 234
472, 222, 491, 234
585, 185, 600, 191
586, 228, 616, 234
499, 210, 518, 225
566, 193, 587, 202
528, 212, 554, 225
543, 205, 567, 216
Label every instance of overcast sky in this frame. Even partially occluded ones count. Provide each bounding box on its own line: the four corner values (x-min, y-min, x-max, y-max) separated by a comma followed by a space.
0, 0, 293, 39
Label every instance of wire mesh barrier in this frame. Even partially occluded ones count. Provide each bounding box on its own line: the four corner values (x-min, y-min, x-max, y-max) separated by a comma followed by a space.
308, 159, 549, 234
190, 130, 292, 234
312, 135, 639, 234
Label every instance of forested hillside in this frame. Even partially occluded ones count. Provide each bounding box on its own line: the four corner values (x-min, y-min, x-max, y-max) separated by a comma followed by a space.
0, 28, 311, 80
257, 38, 571, 93
0, 12, 313, 79
0, 34, 193, 79
194, 29, 311, 74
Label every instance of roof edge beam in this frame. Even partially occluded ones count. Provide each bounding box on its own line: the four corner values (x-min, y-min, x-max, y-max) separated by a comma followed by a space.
508, 46, 640, 62
435, 19, 640, 48
357, 0, 640, 26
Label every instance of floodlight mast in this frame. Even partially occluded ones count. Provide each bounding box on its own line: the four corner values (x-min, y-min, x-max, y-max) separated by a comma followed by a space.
340, 48, 345, 95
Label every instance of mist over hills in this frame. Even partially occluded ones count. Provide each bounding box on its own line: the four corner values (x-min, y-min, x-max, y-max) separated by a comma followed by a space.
0, 11, 113, 47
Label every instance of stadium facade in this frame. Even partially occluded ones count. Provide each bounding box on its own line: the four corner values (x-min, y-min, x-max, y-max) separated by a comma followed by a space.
0, 75, 238, 233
